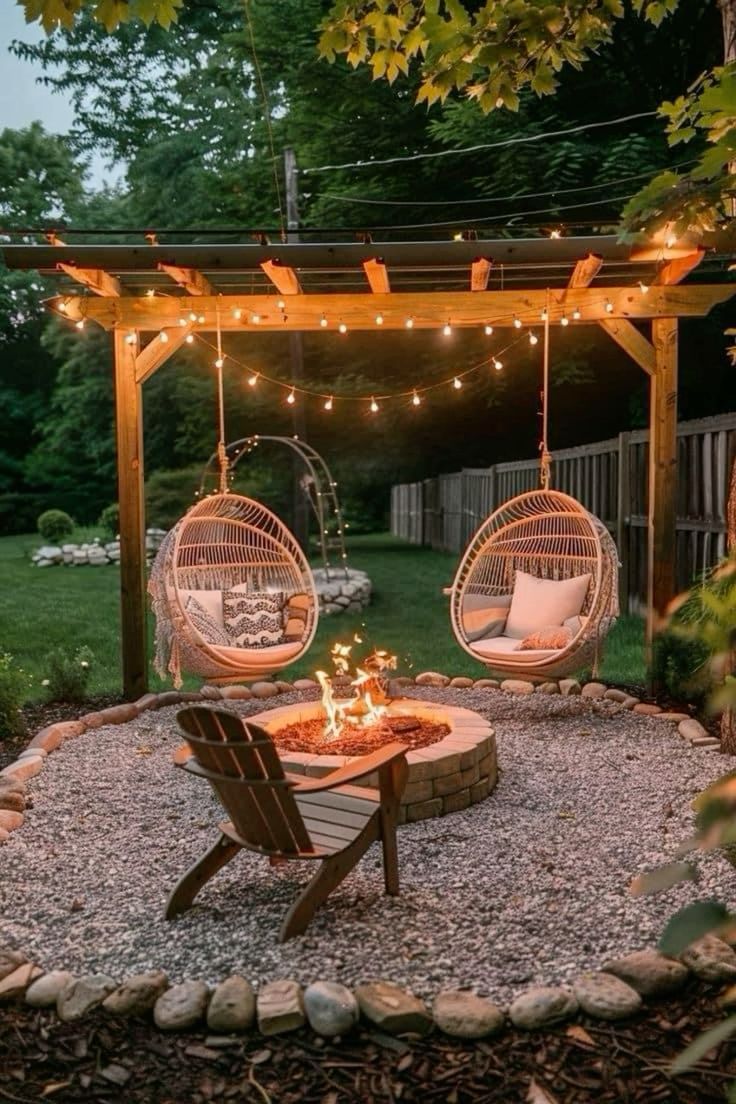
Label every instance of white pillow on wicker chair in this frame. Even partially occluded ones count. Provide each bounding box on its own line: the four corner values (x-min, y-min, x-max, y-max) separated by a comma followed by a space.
505, 571, 591, 640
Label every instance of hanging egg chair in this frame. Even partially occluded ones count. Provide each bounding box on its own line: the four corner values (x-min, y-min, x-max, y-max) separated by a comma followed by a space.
149, 492, 318, 687
449, 490, 619, 680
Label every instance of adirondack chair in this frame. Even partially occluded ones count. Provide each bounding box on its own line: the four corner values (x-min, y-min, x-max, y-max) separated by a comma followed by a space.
167, 705, 409, 941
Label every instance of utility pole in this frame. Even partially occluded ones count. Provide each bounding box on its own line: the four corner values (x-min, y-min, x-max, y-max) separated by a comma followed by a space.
283, 147, 309, 547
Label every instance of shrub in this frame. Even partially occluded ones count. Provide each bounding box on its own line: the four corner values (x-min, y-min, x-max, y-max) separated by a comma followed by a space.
98, 503, 119, 537
0, 651, 31, 740
41, 646, 95, 703
37, 509, 74, 543
145, 466, 202, 530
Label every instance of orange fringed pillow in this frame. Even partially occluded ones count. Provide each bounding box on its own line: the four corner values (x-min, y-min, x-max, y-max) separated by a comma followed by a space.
515, 625, 573, 651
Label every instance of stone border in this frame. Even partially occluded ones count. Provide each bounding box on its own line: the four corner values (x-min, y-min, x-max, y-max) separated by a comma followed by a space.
1, 937, 735, 1039
251, 698, 497, 823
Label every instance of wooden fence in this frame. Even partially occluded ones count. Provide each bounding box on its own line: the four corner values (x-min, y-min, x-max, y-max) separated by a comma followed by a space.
390, 412, 736, 612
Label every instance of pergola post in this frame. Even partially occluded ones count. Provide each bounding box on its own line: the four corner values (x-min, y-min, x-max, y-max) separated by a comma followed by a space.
647, 317, 679, 661
113, 329, 148, 698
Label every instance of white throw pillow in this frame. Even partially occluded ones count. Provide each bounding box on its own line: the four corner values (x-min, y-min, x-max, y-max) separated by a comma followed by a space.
505, 571, 591, 640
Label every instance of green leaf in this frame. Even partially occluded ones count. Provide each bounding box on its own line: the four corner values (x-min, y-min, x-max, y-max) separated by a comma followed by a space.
659, 900, 731, 956
629, 861, 696, 897
671, 1014, 736, 1075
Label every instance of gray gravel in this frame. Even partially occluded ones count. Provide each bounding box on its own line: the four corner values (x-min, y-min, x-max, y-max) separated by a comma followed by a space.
0, 688, 732, 1003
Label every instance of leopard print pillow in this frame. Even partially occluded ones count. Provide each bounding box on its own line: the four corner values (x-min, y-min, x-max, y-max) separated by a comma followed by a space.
223, 590, 285, 648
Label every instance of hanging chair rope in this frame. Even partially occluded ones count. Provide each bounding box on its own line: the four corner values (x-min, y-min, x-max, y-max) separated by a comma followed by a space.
215, 302, 228, 494
539, 288, 552, 491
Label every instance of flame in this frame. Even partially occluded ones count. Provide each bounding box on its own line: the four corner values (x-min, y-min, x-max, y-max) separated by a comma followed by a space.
316, 643, 398, 741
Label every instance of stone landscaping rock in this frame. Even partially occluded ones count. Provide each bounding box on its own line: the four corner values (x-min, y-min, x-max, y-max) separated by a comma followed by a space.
509, 987, 578, 1030
274, 681, 294, 694
25, 971, 74, 1008
57, 975, 117, 1021
0, 828, 9, 843
0, 810, 24, 832
257, 980, 305, 1036
0, 964, 41, 1000
633, 703, 662, 716
293, 679, 318, 691
572, 972, 642, 1020
0, 787, 25, 813
500, 680, 535, 695
134, 693, 160, 712
415, 672, 451, 688
621, 695, 640, 709
536, 682, 560, 694
604, 688, 630, 703
432, 990, 505, 1039
251, 682, 279, 700
206, 976, 255, 1032
473, 679, 500, 690
153, 980, 210, 1030
559, 679, 581, 697
681, 936, 736, 982
581, 682, 607, 700
450, 677, 474, 689
693, 737, 721, 748
679, 718, 709, 743
355, 981, 432, 1036
99, 704, 140, 725
200, 685, 223, 700
219, 686, 253, 700
651, 712, 690, 723
102, 971, 169, 1017
0, 945, 26, 980
304, 980, 359, 1037
603, 950, 689, 997
3, 755, 44, 781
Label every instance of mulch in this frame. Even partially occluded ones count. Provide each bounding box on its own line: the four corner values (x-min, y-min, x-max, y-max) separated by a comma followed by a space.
273, 715, 450, 756
1, 984, 735, 1103
0, 697, 123, 772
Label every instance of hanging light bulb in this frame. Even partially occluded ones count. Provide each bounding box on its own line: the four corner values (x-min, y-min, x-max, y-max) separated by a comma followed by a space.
412, 390, 421, 406
320, 314, 328, 328
605, 299, 614, 314
443, 322, 452, 336
233, 307, 242, 320
125, 331, 137, 345
560, 313, 569, 327
639, 281, 650, 294
338, 321, 347, 334
540, 308, 548, 321
159, 330, 169, 343
277, 299, 286, 310
179, 317, 187, 327
572, 306, 581, 320
324, 396, 333, 411
198, 314, 205, 324
215, 357, 224, 368
405, 316, 414, 329
484, 323, 493, 336
146, 288, 155, 298
493, 357, 503, 371
286, 388, 296, 405
189, 311, 198, 322
370, 397, 379, 413
57, 299, 68, 314
453, 377, 462, 389
375, 313, 384, 326
550, 229, 562, 240
251, 312, 260, 324
513, 315, 522, 329
248, 372, 259, 386
529, 331, 539, 346
185, 334, 194, 344
75, 318, 86, 330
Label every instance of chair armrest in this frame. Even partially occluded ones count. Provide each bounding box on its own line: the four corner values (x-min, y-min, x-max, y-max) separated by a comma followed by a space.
291, 741, 408, 794
442, 586, 453, 596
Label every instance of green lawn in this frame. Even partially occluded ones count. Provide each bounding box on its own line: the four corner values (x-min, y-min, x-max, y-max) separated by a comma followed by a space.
0, 531, 646, 700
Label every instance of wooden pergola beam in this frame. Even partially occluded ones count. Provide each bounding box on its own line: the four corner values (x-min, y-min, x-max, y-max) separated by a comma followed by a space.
647, 317, 679, 663
598, 318, 655, 376
134, 326, 194, 385
363, 257, 390, 294
57, 263, 121, 298
568, 253, 603, 289
260, 259, 301, 295
63, 285, 735, 332
470, 258, 492, 291
654, 249, 706, 287
158, 263, 213, 297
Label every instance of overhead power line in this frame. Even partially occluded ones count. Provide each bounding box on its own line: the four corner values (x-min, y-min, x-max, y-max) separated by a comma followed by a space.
300, 111, 658, 175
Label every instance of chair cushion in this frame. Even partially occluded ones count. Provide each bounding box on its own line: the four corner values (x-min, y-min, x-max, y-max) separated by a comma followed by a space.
505, 571, 591, 640
223, 590, 285, 648
462, 606, 509, 643
215, 641, 303, 666
516, 625, 573, 651
183, 593, 230, 647
469, 634, 560, 661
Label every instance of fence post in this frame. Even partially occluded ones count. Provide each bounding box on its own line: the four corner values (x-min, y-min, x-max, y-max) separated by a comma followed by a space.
617, 431, 631, 613
488, 464, 496, 515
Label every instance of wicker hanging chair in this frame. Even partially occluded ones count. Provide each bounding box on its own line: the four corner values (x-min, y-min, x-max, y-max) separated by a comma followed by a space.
149, 492, 318, 687
449, 489, 619, 680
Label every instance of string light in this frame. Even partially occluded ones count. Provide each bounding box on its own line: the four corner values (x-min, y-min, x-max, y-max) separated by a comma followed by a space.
443, 322, 452, 336
484, 324, 493, 335
251, 313, 261, 324
248, 372, 259, 386
540, 308, 548, 321
185, 334, 194, 344
493, 357, 503, 370
320, 314, 328, 328
560, 314, 569, 327
75, 318, 86, 330
375, 313, 384, 325
57, 299, 68, 314
338, 321, 347, 334
277, 299, 286, 310
215, 357, 224, 368
605, 299, 614, 313
286, 388, 296, 404
572, 307, 582, 320
412, 390, 421, 406
513, 315, 522, 329
189, 311, 198, 322
233, 307, 242, 320
529, 331, 539, 345
125, 332, 137, 345
146, 289, 155, 298
179, 317, 187, 327
198, 314, 205, 324
370, 397, 379, 413
405, 316, 414, 329
639, 281, 650, 294
159, 331, 169, 343
453, 377, 462, 389
324, 396, 333, 411
550, 229, 562, 239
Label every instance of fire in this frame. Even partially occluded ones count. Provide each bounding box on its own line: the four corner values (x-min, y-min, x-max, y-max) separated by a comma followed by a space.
315, 640, 398, 741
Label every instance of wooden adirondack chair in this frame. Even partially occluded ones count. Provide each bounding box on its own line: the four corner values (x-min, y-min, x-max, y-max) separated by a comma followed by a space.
167, 705, 409, 941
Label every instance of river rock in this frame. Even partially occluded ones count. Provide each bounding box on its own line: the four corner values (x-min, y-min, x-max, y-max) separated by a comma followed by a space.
509, 987, 578, 1030
304, 980, 359, 1037
633, 703, 661, 716
500, 679, 535, 695
103, 971, 169, 1017
432, 991, 505, 1039
257, 979, 305, 1035
536, 682, 560, 694
206, 976, 255, 1032
25, 971, 74, 1008
251, 682, 279, 700
293, 679, 318, 691
449, 677, 474, 689
0, 949, 26, 981
603, 950, 689, 996
0, 810, 24, 832
57, 975, 117, 1021
572, 972, 642, 1020
581, 682, 607, 699
219, 685, 253, 700
0, 964, 41, 1000
473, 679, 500, 690
604, 688, 630, 703
681, 936, 736, 982
678, 718, 709, 743
0, 787, 25, 813
559, 679, 581, 697
415, 672, 451, 688
355, 981, 432, 1036
153, 980, 210, 1030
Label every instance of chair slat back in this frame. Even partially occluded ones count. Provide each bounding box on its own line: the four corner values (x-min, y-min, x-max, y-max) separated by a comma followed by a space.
177, 706, 312, 855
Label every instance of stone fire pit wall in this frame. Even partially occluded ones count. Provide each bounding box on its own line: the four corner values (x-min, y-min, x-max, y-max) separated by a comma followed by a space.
251, 698, 497, 823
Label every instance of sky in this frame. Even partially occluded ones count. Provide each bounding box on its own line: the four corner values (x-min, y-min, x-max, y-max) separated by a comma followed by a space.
0, 3, 120, 189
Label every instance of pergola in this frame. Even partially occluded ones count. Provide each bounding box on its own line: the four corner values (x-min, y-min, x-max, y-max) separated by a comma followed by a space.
3, 233, 734, 698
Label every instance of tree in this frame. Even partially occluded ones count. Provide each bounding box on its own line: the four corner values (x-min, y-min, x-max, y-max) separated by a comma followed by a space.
17, 0, 181, 33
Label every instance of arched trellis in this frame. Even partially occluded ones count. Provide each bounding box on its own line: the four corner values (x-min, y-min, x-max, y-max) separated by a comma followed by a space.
199, 435, 349, 580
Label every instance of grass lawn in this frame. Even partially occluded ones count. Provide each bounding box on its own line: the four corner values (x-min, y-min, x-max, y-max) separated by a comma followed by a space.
0, 531, 646, 700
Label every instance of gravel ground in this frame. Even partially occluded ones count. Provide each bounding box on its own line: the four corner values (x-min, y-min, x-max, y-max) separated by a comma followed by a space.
0, 688, 732, 1003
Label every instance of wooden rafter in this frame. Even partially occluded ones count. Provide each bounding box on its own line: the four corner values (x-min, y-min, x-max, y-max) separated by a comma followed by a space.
470, 258, 492, 292
134, 326, 194, 384
57, 262, 121, 298
260, 259, 301, 295
158, 263, 213, 297
598, 319, 655, 376
568, 253, 603, 289
654, 249, 706, 287
363, 257, 390, 294
63, 285, 736, 332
